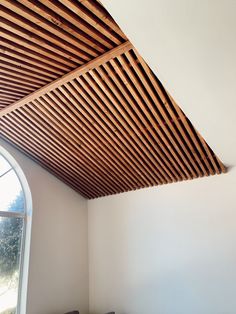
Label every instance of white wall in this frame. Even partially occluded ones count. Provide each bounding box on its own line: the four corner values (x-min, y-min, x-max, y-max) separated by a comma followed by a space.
0, 139, 89, 314
88, 1, 236, 313
102, 0, 236, 166
1, 1, 236, 313
88, 169, 236, 314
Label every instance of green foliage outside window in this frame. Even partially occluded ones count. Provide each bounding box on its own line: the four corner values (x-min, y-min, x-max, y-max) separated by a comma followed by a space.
0, 192, 24, 278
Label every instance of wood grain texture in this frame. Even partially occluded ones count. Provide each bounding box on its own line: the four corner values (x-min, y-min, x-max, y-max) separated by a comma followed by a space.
0, 0, 126, 108
0, 0, 226, 198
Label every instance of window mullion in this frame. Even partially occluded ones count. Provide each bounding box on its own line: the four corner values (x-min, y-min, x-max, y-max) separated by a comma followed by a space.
0, 210, 25, 219
0, 167, 12, 178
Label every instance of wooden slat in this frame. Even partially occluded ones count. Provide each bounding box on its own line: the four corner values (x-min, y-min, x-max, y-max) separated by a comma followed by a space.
0, 35, 76, 70
35, 95, 139, 189
0, 74, 42, 89
80, 0, 126, 39
83, 70, 171, 183
0, 18, 86, 65
0, 61, 53, 82
0, 44, 68, 75
12, 112, 116, 195
169, 94, 226, 174
100, 60, 186, 181
26, 102, 133, 191
0, 0, 126, 109
0, 101, 12, 106
0, 54, 59, 78
60, 0, 125, 44
0, 88, 27, 98
0, 94, 18, 101
0, 27, 77, 68
2, 115, 105, 197
0, 41, 132, 117
0, 2, 96, 60
0, 67, 49, 85
0, 79, 35, 92
132, 49, 210, 176
0, 1, 225, 198
51, 86, 150, 186
123, 51, 202, 177
0, 133, 93, 199
74, 75, 159, 185
35, 0, 113, 50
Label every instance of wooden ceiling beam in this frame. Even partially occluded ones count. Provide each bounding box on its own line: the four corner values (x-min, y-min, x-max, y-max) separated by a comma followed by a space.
0, 41, 132, 117
0, 1, 225, 198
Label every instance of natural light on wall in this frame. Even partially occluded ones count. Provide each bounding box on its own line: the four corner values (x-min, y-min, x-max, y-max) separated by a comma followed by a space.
0, 147, 32, 314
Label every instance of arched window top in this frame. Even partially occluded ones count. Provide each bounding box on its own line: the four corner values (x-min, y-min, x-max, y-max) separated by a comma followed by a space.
0, 153, 25, 214
0, 146, 32, 314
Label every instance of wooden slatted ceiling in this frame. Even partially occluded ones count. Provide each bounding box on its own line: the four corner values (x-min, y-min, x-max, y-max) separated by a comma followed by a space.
0, 0, 126, 109
0, 1, 226, 198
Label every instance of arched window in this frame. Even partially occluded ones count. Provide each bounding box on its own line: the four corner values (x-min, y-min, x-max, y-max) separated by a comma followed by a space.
0, 146, 32, 314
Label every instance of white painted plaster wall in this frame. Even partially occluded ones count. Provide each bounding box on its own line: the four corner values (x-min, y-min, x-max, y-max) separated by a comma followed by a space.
88, 169, 236, 314
102, 0, 236, 167
0, 139, 88, 314
88, 1, 236, 313
1, 1, 236, 314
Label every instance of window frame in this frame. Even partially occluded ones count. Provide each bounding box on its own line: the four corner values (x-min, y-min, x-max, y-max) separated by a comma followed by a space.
0, 145, 32, 314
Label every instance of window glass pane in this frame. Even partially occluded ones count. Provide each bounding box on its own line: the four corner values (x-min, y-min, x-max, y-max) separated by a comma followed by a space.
0, 170, 24, 213
0, 155, 12, 177
0, 216, 24, 314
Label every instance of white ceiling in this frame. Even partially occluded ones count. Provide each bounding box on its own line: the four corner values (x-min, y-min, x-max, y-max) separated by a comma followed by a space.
102, 0, 236, 168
